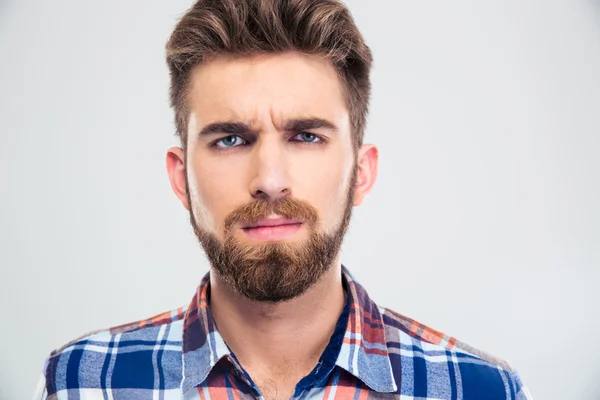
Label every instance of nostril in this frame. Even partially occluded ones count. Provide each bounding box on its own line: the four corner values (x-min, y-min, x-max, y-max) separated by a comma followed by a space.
252, 188, 290, 201
253, 190, 269, 200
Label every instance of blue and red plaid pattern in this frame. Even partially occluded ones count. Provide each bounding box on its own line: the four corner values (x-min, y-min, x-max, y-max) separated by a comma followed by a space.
34, 265, 532, 399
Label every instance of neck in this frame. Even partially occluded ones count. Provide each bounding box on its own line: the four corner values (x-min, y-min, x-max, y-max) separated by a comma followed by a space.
209, 259, 346, 377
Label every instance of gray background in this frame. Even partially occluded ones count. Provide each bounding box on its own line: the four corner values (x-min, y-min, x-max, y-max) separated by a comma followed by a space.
1, 1, 599, 399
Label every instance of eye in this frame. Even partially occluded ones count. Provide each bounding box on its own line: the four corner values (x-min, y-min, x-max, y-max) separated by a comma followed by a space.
292, 132, 322, 144
214, 135, 247, 148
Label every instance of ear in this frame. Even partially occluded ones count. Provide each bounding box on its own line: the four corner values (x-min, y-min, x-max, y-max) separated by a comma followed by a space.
166, 146, 190, 210
353, 144, 379, 206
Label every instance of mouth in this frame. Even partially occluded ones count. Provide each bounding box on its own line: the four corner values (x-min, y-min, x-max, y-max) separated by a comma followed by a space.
241, 217, 303, 241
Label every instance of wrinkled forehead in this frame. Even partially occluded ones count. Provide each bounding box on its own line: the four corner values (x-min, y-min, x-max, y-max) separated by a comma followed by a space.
186, 52, 351, 137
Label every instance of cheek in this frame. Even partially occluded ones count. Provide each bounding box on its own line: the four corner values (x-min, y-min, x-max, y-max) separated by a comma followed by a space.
292, 153, 353, 230
188, 155, 245, 235
320, 171, 352, 228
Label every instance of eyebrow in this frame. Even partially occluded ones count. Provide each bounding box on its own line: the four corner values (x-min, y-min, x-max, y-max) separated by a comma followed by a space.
198, 122, 256, 137
197, 117, 338, 137
282, 117, 338, 133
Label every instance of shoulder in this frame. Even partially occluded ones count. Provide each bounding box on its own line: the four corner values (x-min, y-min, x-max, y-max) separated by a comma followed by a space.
41, 307, 186, 395
380, 306, 530, 399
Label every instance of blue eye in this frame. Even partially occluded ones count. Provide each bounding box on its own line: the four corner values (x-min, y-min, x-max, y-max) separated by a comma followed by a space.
294, 132, 321, 143
212, 133, 324, 150
215, 135, 246, 148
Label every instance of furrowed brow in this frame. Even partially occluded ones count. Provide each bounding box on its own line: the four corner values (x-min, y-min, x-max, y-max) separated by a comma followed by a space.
282, 118, 338, 133
197, 122, 256, 137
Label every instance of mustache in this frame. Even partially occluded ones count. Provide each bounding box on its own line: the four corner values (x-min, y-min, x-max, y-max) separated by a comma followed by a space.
224, 197, 319, 231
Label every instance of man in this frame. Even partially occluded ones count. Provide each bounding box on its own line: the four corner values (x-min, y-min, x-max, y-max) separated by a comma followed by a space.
35, 0, 532, 399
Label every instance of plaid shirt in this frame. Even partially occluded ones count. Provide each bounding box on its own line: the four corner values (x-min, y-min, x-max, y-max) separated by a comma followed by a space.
34, 265, 532, 399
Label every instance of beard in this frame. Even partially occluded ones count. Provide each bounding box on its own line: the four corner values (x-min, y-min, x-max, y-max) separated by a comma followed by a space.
186, 164, 357, 303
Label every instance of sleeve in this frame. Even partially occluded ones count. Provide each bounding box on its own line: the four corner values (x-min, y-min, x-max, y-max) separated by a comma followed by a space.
511, 369, 534, 400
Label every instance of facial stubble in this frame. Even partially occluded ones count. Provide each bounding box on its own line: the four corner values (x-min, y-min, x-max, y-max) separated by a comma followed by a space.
186, 163, 357, 303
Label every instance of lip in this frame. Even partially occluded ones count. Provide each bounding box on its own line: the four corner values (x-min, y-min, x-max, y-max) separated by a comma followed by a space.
242, 217, 302, 229
241, 217, 303, 241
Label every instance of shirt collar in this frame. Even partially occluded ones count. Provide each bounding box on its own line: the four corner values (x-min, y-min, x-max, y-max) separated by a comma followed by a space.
334, 266, 397, 393
180, 265, 397, 394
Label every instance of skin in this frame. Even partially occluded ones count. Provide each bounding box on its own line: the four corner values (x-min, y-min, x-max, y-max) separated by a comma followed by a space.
166, 52, 378, 399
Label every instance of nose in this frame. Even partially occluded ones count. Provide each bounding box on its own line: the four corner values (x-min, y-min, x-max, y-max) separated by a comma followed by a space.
249, 135, 292, 202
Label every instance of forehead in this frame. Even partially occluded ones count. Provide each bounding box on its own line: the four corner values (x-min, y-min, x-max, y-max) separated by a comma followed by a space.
187, 52, 350, 132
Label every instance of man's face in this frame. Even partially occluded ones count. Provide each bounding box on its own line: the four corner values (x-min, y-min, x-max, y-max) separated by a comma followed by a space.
170, 52, 369, 302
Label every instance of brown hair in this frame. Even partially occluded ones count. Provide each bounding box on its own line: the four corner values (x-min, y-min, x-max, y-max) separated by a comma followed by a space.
165, 0, 373, 152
